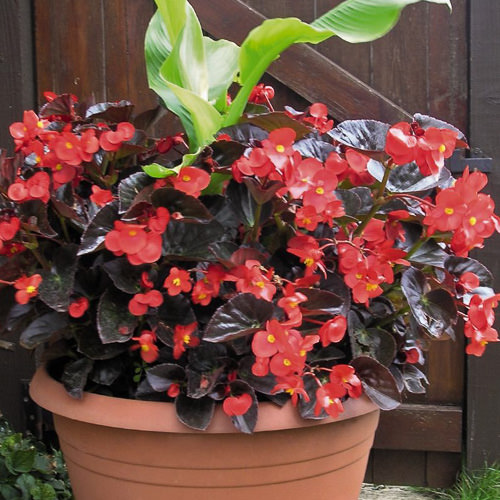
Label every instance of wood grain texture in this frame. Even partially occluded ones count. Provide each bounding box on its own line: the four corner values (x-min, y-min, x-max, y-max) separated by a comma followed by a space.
468, 0, 500, 469
0, 0, 36, 430
374, 404, 462, 452
192, 0, 411, 122
372, 449, 426, 486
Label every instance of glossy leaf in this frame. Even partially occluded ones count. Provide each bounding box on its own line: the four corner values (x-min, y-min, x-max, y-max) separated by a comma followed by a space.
152, 187, 213, 221
102, 258, 146, 294
78, 202, 119, 256
163, 219, 225, 260
445, 256, 493, 288
205, 293, 274, 343
19, 312, 68, 349
61, 357, 94, 399
238, 356, 278, 395
312, 0, 451, 44
175, 394, 215, 430
401, 267, 457, 338
97, 289, 138, 343
351, 356, 401, 410
329, 120, 390, 151
39, 244, 79, 312
298, 288, 346, 316
146, 363, 185, 392
76, 327, 129, 360
226, 380, 258, 434
118, 172, 154, 213
414, 113, 466, 142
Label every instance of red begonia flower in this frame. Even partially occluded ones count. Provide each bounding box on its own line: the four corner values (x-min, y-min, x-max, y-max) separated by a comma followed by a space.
171, 167, 210, 198
223, 393, 253, 416
99, 122, 135, 151
318, 316, 347, 347
13, 274, 42, 305
90, 185, 114, 206
163, 267, 192, 296
131, 330, 159, 363
68, 297, 90, 318
173, 322, 199, 359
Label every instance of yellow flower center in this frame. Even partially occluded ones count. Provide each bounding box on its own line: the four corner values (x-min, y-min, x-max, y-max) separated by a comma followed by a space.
299, 349, 306, 357
197, 293, 207, 300
315, 187, 324, 195
141, 345, 150, 352
283, 358, 292, 367
128, 230, 137, 237
182, 175, 191, 182
37, 121, 43, 128
444, 207, 454, 215
438, 144, 446, 153
276, 144, 285, 153
469, 217, 477, 226
255, 280, 265, 289
355, 273, 363, 280
267, 334, 276, 344
55, 164, 62, 171
172, 278, 181, 286
303, 217, 311, 225
304, 257, 314, 267
183, 334, 191, 344
366, 283, 378, 291
26, 285, 36, 294
65, 142, 73, 149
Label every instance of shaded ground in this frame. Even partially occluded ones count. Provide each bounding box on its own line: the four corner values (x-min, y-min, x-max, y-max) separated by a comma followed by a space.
360, 484, 436, 499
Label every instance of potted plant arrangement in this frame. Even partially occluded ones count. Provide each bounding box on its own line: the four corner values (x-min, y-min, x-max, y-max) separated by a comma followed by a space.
2, 0, 496, 499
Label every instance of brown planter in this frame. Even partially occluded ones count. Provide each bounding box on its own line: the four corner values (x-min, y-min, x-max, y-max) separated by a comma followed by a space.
29, 366, 380, 500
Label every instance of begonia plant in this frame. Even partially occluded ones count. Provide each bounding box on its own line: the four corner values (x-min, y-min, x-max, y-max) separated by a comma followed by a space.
2, 0, 496, 434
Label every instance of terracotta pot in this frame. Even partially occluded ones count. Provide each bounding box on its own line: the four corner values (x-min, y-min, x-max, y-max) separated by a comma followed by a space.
30, 366, 380, 500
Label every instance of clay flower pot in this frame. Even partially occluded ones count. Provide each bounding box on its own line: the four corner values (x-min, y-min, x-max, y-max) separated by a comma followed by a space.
30, 366, 380, 500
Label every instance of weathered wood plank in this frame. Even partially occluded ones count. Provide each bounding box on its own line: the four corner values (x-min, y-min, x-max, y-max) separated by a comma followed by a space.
468, 0, 500, 470
372, 449, 426, 486
374, 404, 462, 452
190, 0, 411, 122
0, 0, 36, 431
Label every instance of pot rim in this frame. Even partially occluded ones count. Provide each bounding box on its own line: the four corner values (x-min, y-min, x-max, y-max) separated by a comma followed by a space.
29, 365, 379, 434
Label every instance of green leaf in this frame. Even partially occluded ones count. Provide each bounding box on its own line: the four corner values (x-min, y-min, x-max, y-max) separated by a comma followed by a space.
205, 37, 239, 103
161, 5, 208, 100
166, 82, 222, 151
225, 18, 330, 126
31, 483, 57, 500
154, 0, 187, 45
312, 0, 451, 44
6, 449, 35, 474
142, 163, 178, 179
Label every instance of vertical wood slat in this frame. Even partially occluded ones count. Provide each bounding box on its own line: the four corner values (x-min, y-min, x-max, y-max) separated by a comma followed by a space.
0, 0, 36, 430
34, 0, 159, 114
468, 0, 500, 470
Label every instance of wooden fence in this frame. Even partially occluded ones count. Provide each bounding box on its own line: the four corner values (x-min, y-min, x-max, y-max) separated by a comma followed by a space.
0, 0, 499, 487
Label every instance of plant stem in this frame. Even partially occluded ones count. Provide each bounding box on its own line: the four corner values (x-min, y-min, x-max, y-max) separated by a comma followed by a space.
30, 247, 51, 271
251, 203, 263, 242
354, 163, 392, 237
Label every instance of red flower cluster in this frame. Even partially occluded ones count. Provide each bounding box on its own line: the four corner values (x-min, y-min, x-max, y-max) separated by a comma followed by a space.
423, 168, 500, 256
104, 207, 170, 265
464, 294, 500, 356
385, 121, 459, 175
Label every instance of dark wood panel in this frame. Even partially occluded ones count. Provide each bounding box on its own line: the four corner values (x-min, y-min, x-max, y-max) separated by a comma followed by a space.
244, 0, 315, 22
428, 0, 468, 132
371, 4, 429, 116
372, 449, 427, 486
374, 404, 462, 452
0, 0, 35, 152
0, 0, 36, 430
191, 0, 411, 123
468, 0, 500, 470
426, 452, 461, 488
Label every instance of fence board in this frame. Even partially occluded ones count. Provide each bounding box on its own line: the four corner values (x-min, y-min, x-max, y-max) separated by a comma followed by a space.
468, 0, 500, 470
0, 0, 36, 431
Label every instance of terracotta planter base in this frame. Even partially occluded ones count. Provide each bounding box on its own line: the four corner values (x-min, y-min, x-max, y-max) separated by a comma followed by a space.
30, 367, 380, 500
